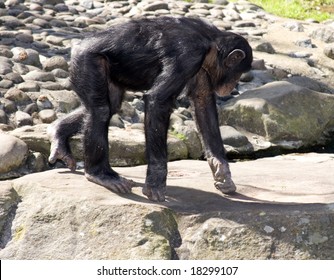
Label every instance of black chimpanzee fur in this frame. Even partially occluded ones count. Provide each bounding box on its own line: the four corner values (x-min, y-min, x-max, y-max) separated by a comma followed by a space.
48, 16, 253, 202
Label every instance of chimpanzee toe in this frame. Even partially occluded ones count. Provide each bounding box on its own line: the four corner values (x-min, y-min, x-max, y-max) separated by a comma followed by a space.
142, 186, 166, 202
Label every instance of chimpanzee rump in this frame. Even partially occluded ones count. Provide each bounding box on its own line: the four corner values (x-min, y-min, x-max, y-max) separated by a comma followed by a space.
48, 17, 253, 202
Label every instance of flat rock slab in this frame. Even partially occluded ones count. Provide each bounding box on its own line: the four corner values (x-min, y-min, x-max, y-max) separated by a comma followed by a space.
118, 152, 334, 212
0, 153, 333, 259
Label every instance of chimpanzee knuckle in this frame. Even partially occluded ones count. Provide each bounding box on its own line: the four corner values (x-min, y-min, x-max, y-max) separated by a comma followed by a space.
63, 155, 76, 171
214, 179, 237, 194
48, 153, 57, 164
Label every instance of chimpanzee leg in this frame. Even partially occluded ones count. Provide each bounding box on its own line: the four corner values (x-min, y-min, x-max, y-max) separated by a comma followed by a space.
47, 106, 86, 171
189, 70, 236, 194
70, 50, 134, 193
143, 95, 174, 202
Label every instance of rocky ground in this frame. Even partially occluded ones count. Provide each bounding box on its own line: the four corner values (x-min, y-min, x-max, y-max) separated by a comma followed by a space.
1, 154, 334, 259
0, 0, 334, 259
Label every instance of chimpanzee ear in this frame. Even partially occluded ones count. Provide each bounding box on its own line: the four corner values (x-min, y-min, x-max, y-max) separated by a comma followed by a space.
225, 49, 246, 68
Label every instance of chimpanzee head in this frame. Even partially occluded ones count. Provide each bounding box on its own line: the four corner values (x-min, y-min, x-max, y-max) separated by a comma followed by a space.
213, 33, 253, 96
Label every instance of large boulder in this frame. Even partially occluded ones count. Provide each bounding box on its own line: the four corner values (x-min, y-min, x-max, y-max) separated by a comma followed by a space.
1, 155, 334, 259
218, 81, 334, 149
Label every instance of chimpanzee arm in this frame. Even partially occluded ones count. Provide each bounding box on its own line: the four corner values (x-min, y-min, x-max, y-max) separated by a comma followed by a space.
188, 69, 237, 194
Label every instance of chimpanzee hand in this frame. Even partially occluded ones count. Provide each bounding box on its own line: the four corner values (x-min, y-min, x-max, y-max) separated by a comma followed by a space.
48, 125, 77, 171
208, 157, 236, 194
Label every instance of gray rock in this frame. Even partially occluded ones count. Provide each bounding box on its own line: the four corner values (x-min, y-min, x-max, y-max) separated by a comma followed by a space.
46, 90, 80, 113
37, 95, 53, 110
311, 27, 334, 43
26, 152, 47, 173
51, 68, 69, 78
0, 46, 13, 58
45, 35, 65, 46
119, 101, 138, 122
0, 109, 7, 124
80, 0, 94, 10
294, 38, 313, 48
4, 72, 24, 84
39, 81, 64, 90
0, 79, 13, 89
0, 15, 25, 29
23, 70, 55, 82
219, 81, 334, 148
42, 56, 69, 72
220, 125, 249, 147
4, 88, 31, 104
16, 33, 33, 43
110, 113, 125, 128
240, 71, 254, 82
39, 0, 65, 5
32, 18, 51, 28
283, 21, 304, 32
0, 98, 17, 114
12, 62, 30, 75
142, 2, 169, 12
17, 81, 40, 92
0, 133, 28, 174
131, 98, 145, 112
0, 61, 12, 75
11, 47, 41, 67
38, 109, 57, 123
15, 110, 33, 127
173, 120, 203, 159
285, 76, 334, 94
251, 59, 266, 70
234, 20, 256, 28
255, 42, 275, 54
324, 44, 334, 60
9, 124, 50, 155
23, 103, 38, 115
49, 18, 68, 28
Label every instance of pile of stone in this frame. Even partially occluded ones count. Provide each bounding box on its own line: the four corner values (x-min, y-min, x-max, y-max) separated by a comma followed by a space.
1, 0, 334, 179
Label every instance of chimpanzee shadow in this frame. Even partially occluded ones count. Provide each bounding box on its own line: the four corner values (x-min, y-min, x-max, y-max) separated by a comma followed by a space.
124, 182, 326, 214
59, 170, 326, 214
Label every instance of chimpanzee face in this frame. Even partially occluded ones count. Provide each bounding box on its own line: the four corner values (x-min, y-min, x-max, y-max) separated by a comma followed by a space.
215, 72, 242, 96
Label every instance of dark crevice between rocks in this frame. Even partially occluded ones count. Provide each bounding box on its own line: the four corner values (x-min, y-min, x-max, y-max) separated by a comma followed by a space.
142, 209, 182, 260
0, 186, 21, 249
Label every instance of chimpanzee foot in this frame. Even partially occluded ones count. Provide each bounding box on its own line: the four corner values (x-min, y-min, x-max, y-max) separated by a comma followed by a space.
85, 172, 135, 194
208, 157, 236, 194
142, 185, 166, 202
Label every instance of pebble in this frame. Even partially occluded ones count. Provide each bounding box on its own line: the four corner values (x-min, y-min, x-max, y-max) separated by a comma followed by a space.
38, 109, 57, 123
15, 110, 33, 126
42, 56, 69, 72
4, 88, 31, 104
255, 42, 276, 54
294, 38, 314, 48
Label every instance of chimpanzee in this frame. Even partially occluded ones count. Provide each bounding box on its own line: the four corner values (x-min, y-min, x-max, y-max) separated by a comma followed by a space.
47, 16, 253, 202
